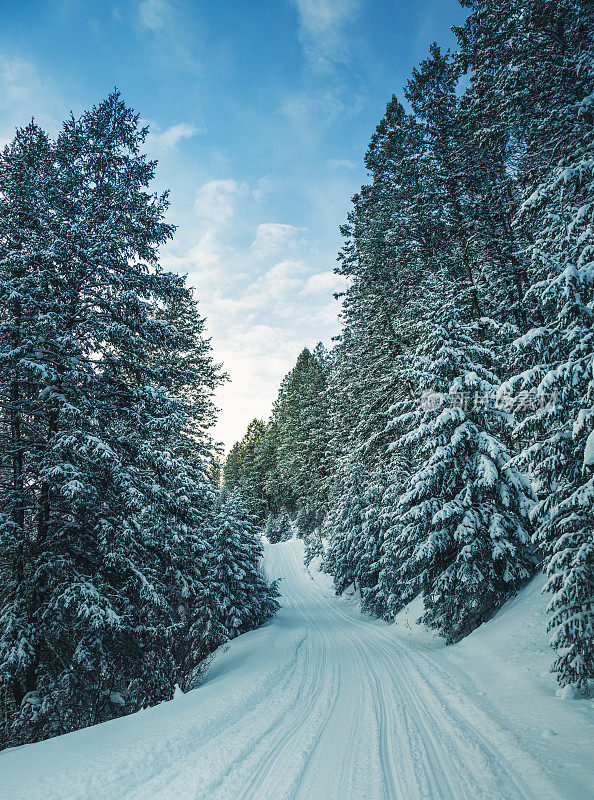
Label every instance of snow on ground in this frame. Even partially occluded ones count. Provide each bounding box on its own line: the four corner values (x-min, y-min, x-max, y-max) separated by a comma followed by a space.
1, 539, 592, 800
389, 575, 594, 799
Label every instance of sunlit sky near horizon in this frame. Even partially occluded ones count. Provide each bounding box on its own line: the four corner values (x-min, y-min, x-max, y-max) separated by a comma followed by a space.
1, 0, 465, 451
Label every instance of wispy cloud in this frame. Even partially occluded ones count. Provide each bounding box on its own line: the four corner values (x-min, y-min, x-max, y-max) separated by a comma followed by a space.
252, 175, 280, 202
291, 0, 365, 71
0, 55, 39, 104
137, 0, 171, 31
135, 0, 203, 75
194, 178, 248, 226
327, 157, 357, 170
280, 88, 364, 134
281, 90, 342, 124
0, 54, 61, 144
147, 121, 199, 151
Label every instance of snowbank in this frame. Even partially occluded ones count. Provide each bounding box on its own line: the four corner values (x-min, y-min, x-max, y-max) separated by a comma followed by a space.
390, 573, 594, 797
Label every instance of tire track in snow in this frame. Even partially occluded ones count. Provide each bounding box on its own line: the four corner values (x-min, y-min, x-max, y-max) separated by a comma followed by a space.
293, 553, 544, 800
206, 542, 340, 800
206, 546, 330, 800
119, 545, 313, 800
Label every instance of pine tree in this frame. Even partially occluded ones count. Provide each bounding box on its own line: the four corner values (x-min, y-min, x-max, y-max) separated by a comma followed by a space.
224, 346, 331, 527
211, 494, 279, 639
456, 0, 594, 688
456, 0, 594, 191
505, 126, 594, 691
0, 94, 277, 746
389, 294, 536, 642
323, 463, 387, 614
323, 464, 368, 597
328, 97, 424, 480
274, 347, 330, 515
264, 510, 292, 544
221, 0, 592, 673
223, 419, 270, 521
0, 96, 194, 739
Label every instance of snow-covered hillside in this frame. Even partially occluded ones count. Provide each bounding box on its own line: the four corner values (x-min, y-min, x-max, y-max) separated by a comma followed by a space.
1, 540, 592, 800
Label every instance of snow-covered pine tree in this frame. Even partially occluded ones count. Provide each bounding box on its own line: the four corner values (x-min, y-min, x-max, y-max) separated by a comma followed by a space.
139, 291, 225, 699
295, 503, 323, 540
323, 464, 367, 597
456, 0, 594, 193
264, 509, 292, 544
177, 493, 278, 692
327, 96, 424, 480
457, 0, 594, 689
356, 475, 388, 617
210, 494, 279, 640
373, 462, 419, 621
263, 513, 276, 542
222, 419, 271, 522
505, 123, 594, 692
322, 463, 387, 614
320, 99, 429, 612
0, 94, 240, 745
273, 347, 330, 518
389, 292, 536, 642
0, 121, 62, 744
277, 510, 292, 542
295, 503, 326, 566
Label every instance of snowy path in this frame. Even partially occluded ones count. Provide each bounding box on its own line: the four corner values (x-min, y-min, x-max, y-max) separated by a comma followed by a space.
1, 539, 592, 800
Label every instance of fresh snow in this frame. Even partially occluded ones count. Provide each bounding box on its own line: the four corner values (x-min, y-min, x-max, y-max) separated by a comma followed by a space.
583, 428, 594, 467
1, 540, 592, 800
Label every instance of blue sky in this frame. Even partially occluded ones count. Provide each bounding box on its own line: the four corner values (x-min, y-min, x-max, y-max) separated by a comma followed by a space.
1, 0, 466, 450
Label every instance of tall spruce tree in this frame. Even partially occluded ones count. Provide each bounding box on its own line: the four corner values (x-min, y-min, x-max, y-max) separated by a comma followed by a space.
210, 494, 279, 639
0, 94, 277, 746
389, 292, 536, 642
458, 0, 594, 689
505, 125, 594, 691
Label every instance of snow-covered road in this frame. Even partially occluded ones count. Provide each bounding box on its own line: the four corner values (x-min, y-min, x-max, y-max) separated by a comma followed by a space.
2, 539, 592, 800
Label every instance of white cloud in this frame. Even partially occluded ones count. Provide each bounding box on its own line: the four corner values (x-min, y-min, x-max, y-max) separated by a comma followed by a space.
166, 230, 232, 290
281, 90, 341, 125
250, 223, 303, 258
255, 259, 305, 300
138, 0, 171, 31
135, 0, 203, 75
166, 174, 344, 450
252, 175, 279, 202
291, 0, 365, 70
301, 270, 346, 296
293, 0, 362, 37
280, 89, 364, 131
199, 246, 341, 449
0, 56, 39, 106
166, 220, 342, 449
194, 178, 248, 225
0, 54, 61, 144
148, 122, 198, 150
304, 175, 358, 233
211, 327, 305, 448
